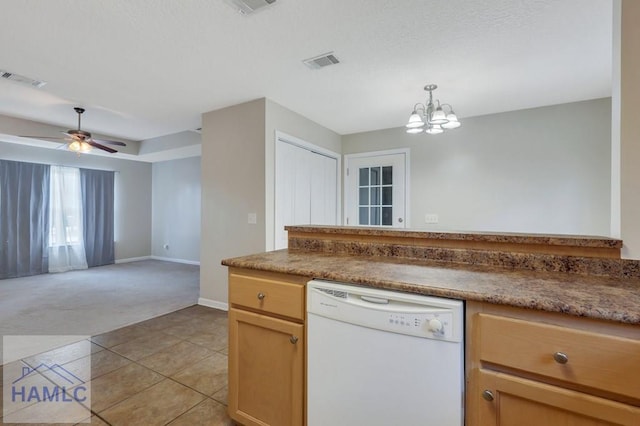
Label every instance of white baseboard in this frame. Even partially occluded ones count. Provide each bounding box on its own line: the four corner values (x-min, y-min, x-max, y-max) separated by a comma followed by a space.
198, 297, 228, 311
151, 256, 200, 266
115, 256, 152, 264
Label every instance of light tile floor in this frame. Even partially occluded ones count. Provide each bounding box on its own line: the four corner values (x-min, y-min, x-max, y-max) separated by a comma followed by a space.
1, 305, 234, 425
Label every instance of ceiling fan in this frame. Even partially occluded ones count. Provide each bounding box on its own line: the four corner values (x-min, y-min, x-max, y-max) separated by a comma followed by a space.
20, 107, 126, 154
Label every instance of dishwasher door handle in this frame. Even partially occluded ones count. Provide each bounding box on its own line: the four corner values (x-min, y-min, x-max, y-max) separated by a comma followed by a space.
360, 295, 390, 304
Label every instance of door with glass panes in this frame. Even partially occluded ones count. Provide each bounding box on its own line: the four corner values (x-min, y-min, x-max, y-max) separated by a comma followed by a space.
345, 152, 406, 228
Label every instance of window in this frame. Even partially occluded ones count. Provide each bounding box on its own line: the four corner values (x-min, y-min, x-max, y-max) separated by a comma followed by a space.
49, 166, 83, 246
358, 166, 393, 226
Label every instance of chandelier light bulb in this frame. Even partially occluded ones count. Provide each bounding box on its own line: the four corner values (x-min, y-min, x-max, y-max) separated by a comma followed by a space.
406, 111, 425, 128
430, 107, 448, 125
441, 113, 461, 129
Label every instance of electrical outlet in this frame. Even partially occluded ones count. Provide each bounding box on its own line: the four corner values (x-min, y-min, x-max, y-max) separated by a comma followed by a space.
248, 213, 257, 224
425, 214, 439, 224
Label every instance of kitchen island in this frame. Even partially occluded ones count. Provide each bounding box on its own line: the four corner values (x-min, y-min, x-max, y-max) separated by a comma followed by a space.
222, 225, 640, 426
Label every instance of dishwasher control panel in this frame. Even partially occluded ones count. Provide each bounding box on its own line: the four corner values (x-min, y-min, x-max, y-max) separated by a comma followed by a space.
308, 280, 463, 343
387, 311, 454, 338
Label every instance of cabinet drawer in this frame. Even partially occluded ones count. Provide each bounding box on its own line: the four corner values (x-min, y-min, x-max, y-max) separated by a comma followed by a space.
229, 271, 305, 320
476, 369, 640, 426
477, 313, 640, 400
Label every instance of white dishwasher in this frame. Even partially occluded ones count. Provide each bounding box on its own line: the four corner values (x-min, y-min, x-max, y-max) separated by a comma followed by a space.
307, 280, 464, 426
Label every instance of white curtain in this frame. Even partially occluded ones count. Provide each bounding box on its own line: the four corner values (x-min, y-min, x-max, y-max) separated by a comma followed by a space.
48, 166, 88, 273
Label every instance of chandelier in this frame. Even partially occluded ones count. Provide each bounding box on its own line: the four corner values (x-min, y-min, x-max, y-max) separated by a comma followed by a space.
406, 84, 461, 134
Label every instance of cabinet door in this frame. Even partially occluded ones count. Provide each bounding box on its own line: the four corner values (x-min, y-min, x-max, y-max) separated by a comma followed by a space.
476, 369, 640, 426
228, 308, 304, 426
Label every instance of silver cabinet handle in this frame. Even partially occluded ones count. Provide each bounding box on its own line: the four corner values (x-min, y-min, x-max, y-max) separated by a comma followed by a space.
257, 292, 265, 300
398, 218, 404, 223
553, 352, 569, 364
290, 336, 298, 344
482, 390, 494, 402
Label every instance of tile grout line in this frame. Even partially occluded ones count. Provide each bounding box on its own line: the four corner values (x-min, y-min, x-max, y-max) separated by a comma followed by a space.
88, 308, 228, 422
4, 305, 228, 424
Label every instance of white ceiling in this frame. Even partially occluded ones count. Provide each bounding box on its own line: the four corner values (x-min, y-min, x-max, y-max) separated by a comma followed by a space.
0, 0, 612, 141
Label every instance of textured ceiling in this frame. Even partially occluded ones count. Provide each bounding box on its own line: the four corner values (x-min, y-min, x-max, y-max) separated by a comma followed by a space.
0, 0, 612, 140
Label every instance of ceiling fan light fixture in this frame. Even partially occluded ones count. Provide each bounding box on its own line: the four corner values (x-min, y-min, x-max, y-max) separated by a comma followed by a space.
68, 140, 92, 153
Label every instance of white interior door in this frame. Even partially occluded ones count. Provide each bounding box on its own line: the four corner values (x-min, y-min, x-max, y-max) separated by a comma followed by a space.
275, 138, 339, 249
345, 151, 408, 228
310, 153, 337, 225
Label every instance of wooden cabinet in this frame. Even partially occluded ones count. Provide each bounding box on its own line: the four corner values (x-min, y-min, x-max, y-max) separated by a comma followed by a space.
467, 302, 640, 426
228, 268, 309, 426
476, 369, 638, 425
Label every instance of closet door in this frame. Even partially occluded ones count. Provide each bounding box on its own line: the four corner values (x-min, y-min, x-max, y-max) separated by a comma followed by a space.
275, 142, 311, 250
310, 153, 337, 226
275, 139, 338, 250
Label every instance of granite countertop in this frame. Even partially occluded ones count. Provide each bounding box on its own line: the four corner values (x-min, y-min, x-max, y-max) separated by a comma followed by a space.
222, 250, 640, 325
286, 225, 623, 248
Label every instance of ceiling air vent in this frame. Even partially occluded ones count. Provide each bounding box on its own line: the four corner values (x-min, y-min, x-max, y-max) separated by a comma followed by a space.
0, 69, 47, 88
303, 52, 340, 70
224, 0, 276, 15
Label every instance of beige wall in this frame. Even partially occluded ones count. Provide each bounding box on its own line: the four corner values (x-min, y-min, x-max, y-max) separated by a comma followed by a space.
152, 156, 201, 262
200, 99, 266, 305
619, 0, 640, 258
343, 99, 612, 236
264, 99, 342, 251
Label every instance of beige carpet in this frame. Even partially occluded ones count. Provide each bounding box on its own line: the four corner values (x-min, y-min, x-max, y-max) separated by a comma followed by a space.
0, 260, 199, 362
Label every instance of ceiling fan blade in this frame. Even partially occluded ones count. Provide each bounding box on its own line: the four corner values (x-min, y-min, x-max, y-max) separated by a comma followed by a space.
18, 135, 66, 140
61, 131, 78, 139
87, 141, 118, 154
91, 138, 127, 147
